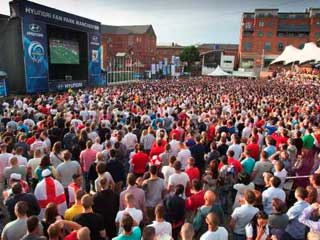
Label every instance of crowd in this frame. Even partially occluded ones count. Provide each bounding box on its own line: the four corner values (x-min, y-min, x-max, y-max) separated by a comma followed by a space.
0, 70, 319, 240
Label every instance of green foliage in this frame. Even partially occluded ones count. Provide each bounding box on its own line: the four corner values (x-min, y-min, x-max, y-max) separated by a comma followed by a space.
180, 46, 200, 65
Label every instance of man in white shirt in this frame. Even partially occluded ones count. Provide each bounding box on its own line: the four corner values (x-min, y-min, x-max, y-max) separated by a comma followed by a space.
162, 156, 176, 186
148, 204, 172, 238
177, 142, 191, 170
0, 144, 13, 192
230, 189, 259, 239
227, 134, 242, 160
122, 127, 138, 152
30, 133, 47, 155
200, 212, 228, 240
168, 161, 190, 198
169, 134, 180, 157
115, 193, 143, 234
262, 176, 286, 215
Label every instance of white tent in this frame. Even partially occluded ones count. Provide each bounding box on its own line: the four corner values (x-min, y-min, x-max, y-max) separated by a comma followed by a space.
207, 65, 230, 76
271, 45, 301, 65
299, 42, 320, 64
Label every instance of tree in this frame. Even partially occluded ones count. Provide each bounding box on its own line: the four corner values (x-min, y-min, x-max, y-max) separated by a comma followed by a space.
180, 46, 200, 72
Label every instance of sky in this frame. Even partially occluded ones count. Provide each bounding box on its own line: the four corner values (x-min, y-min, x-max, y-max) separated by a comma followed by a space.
1, 0, 320, 45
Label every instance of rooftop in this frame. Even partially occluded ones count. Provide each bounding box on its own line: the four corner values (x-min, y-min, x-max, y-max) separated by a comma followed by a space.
101, 24, 155, 36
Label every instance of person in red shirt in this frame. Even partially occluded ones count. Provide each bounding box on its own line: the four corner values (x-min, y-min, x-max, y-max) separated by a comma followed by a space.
131, 144, 149, 177
218, 150, 243, 176
207, 119, 216, 143
185, 157, 200, 182
185, 179, 205, 212
246, 136, 260, 160
169, 124, 181, 140
272, 128, 289, 149
149, 139, 165, 158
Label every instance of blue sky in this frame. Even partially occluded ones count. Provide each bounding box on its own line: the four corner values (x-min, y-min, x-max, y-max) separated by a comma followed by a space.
1, 0, 320, 45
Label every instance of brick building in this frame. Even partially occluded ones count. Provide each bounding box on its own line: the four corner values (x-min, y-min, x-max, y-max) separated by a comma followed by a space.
101, 25, 156, 72
239, 8, 320, 71
156, 43, 184, 64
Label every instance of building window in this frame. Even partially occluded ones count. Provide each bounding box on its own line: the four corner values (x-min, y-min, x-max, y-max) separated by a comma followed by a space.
244, 42, 252, 51
244, 32, 253, 37
267, 32, 273, 37
316, 32, 320, 39
278, 42, 284, 51
258, 31, 264, 37
241, 58, 254, 68
264, 42, 271, 51
258, 21, 264, 27
267, 22, 273, 27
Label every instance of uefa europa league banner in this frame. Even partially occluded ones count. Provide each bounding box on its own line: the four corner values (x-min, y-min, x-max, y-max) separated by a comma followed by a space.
22, 18, 49, 93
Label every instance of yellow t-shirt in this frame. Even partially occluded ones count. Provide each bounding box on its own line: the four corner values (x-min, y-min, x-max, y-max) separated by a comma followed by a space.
64, 204, 83, 221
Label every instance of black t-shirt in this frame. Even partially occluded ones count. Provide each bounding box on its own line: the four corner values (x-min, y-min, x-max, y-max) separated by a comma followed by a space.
73, 212, 105, 240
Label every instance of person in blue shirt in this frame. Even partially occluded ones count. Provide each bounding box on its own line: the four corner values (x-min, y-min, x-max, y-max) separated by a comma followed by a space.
241, 149, 255, 175
112, 213, 141, 240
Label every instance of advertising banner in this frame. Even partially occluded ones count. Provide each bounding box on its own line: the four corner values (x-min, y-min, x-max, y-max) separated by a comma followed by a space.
151, 64, 156, 74
22, 18, 49, 93
88, 33, 104, 87
0, 79, 7, 96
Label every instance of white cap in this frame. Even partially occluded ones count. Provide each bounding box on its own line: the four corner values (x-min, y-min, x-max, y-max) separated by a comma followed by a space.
42, 169, 52, 178
10, 173, 21, 181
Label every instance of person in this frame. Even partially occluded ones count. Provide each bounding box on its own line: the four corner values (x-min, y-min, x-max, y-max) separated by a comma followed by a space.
200, 212, 228, 240
185, 157, 200, 183
176, 142, 191, 171
162, 156, 176, 186
164, 184, 185, 239
130, 143, 149, 177
4, 155, 27, 181
233, 173, 255, 209
160, 144, 174, 167
112, 213, 142, 240
34, 155, 57, 182
21, 216, 46, 240
93, 177, 119, 239
228, 134, 243, 160
74, 194, 106, 240
50, 141, 64, 168
56, 150, 81, 205
189, 135, 206, 172
64, 189, 86, 221
298, 203, 320, 238
262, 176, 286, 215
34, 169, 67, 218
284, 187, 310, 240
193, 190, 224, 238
1, 201, 29, 240
94, 161, 115, 192
240, 149, 255, 175
230, 189, 259, 240
79, 140, 97, 192
5, 182, 40, 220
142, 164, 166, 222
245, 211, 270, 240
148, 204, 172, 238
115, 193, 143, 233
67, 173, 83, 207
106, 149, 126, 193
180, 223, 194, 240
185, 179, 205, 212
268, 198, 289, 239
168, 160, 190, 198
274, 160, 287, 189
142, 226, 156, 240
251, 151, 273, 191
41, 203, 62, 238
119, 173, 145, 211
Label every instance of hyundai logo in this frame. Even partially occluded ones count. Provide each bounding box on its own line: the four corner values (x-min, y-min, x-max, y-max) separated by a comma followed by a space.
29, 24, 41, 33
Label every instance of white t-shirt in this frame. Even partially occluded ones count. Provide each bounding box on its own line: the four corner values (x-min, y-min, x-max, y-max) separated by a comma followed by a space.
122, 133, 138, 150
161, 166, 175, 186
200, 227, 228, 240
274, 168, 288, 189
115, 207, 143, 233
168, 172, 190, 197
27, 158, 41, 178
94, 172, 115, 192
15, 155, 28, 167
177, 149, 191, 170
148, 221, 172, 238
228, 144, 243, 160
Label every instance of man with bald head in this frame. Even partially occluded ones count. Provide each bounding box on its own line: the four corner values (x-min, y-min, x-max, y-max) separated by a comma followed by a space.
193, 190, 224, 238
200, 212, 228, 240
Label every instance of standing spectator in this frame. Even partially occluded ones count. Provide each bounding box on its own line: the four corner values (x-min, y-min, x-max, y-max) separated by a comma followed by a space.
185, 157, 200, 183
131, 144, 149, 178
240, 149, 255, 176
148, 204, 172, 238
74, 194, 106, 240
185, 179, 205, 213
1, 201, 28, 240
21, 216, 46, 240
168, 161, 190, 198
4, 156, 27, 181
113, 213, 141, 240
119, 173, 145, 211
162, 156, 176, 186
177, 142, 191, 171
200, 212, 228, 240
262, 176, 286, 215
284, 187, 310, 240
159, 144, 174, 167
227, 134, 242, 160
122, 127, 138, 153
67, 173, 83, 207
79, 140, 97, 192
189, 136, 206, 172
50, 141, 64, 168
142, 165, 166, 222
245, 211, 270, 240
230, 190, 259, 240
268, 198, 289, 239
93, 177, 119, 239
106, 149, 125, 193
64, 189, 86, 221
180, 223, 194, 240
251, 151, 273, 191
34, 155, 57, 182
